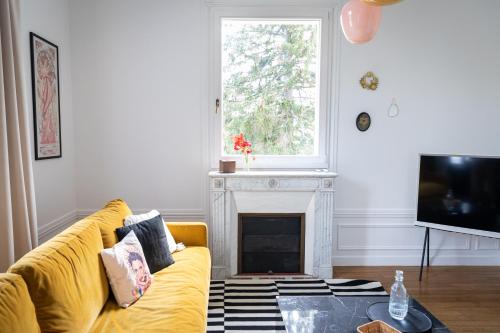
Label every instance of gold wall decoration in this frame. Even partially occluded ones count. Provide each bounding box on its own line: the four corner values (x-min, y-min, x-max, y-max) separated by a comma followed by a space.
360, 71, 379, 91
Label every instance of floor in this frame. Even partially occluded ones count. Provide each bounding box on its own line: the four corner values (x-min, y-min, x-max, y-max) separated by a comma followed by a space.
334, 266, 500, 333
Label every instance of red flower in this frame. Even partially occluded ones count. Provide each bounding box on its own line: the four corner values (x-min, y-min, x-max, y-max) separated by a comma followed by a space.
232, 133, 252, 155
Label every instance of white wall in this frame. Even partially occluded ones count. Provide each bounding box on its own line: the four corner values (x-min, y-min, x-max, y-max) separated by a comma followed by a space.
70, 0, 206, 220
336, 0, 500, 210
21, 0, 77, 242
333, 0, 500, 265
66, 0, 500, 264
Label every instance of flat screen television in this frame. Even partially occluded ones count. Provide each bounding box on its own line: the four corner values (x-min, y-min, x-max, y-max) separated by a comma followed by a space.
415, 154, 500, 239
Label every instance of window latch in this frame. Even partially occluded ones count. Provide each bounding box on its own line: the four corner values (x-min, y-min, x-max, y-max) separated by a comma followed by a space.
215, 98, 220, 114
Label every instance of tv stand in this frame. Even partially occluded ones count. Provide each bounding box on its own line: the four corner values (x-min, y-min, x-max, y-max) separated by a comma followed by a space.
419, 227, 430, 282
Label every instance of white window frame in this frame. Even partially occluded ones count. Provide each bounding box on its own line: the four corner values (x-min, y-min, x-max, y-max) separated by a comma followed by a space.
208, 4, 339, 170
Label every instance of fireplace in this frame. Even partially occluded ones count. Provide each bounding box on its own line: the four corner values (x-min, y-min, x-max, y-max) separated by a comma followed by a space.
209, 171, 337, 279
238, 213, 305, 274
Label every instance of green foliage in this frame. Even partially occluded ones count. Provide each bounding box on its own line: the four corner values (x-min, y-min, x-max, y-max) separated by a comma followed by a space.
222, 21, 319, 155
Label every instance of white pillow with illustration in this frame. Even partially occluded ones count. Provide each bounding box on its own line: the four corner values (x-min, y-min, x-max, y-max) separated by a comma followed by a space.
124, 210, 177, 254
100, 230, 153, 308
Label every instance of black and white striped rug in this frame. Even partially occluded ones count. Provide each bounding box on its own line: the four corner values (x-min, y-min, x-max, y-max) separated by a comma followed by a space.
206, 279, 387, 333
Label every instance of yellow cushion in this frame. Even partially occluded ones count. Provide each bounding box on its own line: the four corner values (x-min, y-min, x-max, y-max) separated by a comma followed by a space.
8, 220, 109, 333
0, 273, 40, 333
167, 222, 208, 247
85, 199, 133, 249
90, 247, 211, 333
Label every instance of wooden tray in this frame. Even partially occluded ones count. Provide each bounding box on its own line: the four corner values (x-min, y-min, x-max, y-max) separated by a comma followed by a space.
357, 320, 402, 333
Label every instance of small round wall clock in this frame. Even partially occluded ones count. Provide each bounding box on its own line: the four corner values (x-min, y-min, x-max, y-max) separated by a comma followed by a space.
356, 112, 371, 131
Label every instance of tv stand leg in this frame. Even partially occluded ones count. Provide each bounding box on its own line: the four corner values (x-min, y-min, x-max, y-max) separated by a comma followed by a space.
427, 228, 430, 267
419, 227, 429, 282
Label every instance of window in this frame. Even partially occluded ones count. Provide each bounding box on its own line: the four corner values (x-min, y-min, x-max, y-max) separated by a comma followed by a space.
222, 19, 320, 156
209, 7, 336, 169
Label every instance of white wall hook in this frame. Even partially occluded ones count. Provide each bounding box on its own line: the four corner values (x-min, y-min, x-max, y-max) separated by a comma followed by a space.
388, 98, 400, 118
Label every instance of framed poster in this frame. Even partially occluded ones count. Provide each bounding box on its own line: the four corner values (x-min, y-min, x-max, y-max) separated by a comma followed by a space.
30, 32, 62, 160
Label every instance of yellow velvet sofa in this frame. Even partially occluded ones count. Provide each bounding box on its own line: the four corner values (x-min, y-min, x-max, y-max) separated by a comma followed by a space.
0, 199, 211, 333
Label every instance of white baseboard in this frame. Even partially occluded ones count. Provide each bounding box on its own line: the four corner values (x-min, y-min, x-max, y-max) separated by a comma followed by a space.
76, 208, 206, 222
38, 210, 78, 244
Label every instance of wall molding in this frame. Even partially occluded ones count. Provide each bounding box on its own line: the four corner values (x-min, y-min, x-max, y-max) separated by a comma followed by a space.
474, 237, 500, 250
332, 255, 500, 266
37, 208, 206, 245
334, 209, 416, 219
38, 210, 78, 244
76, 208, 206, 222
332, 208, 500, 266
336, 223, 472, 251
38, 208, 499, 267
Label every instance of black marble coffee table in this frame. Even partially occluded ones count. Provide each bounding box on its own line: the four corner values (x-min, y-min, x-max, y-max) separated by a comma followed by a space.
277, 296, 452, 333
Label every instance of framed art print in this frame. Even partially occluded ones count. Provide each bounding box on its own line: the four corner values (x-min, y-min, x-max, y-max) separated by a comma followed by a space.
30, 32, 62, 160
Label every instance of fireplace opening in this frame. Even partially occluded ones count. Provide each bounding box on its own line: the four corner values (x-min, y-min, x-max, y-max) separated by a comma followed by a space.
238, 213, 305, 274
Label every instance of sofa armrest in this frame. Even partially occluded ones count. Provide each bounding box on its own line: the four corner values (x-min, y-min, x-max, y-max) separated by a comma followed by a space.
166, 222, 208, 247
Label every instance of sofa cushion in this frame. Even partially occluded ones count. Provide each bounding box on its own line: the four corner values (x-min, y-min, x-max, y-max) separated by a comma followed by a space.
87, 198, 133, 248
8, 220, 109, 333
125, 210, 177, 253
90, 247, 211, 333
0, 273, 40, 333
116, 215, 175, 273
101, 230, 153, 308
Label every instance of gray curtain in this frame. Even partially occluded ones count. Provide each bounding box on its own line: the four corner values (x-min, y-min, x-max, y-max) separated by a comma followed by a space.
0, 0, 38, 272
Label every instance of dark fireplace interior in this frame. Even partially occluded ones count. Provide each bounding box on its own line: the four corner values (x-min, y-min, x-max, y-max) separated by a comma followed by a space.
238, 214, 304, 274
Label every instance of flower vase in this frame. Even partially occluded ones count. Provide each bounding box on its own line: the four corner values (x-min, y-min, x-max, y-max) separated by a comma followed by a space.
243, 153, 251, 171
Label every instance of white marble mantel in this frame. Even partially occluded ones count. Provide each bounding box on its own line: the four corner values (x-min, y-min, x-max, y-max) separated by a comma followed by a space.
208, 170, 338, 279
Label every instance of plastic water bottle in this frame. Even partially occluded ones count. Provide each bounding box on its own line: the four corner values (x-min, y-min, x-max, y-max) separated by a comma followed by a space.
389, 270, 409, 320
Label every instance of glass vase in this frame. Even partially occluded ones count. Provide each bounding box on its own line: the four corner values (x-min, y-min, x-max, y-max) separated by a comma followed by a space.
242, 153, 251, 171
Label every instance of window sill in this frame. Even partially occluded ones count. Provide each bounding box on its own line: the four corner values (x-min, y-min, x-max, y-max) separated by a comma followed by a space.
212, 155, 330, 170
208, 170, 338, 178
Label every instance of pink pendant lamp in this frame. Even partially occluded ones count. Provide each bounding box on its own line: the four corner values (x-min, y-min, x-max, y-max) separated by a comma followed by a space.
340, 0, 382, 44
